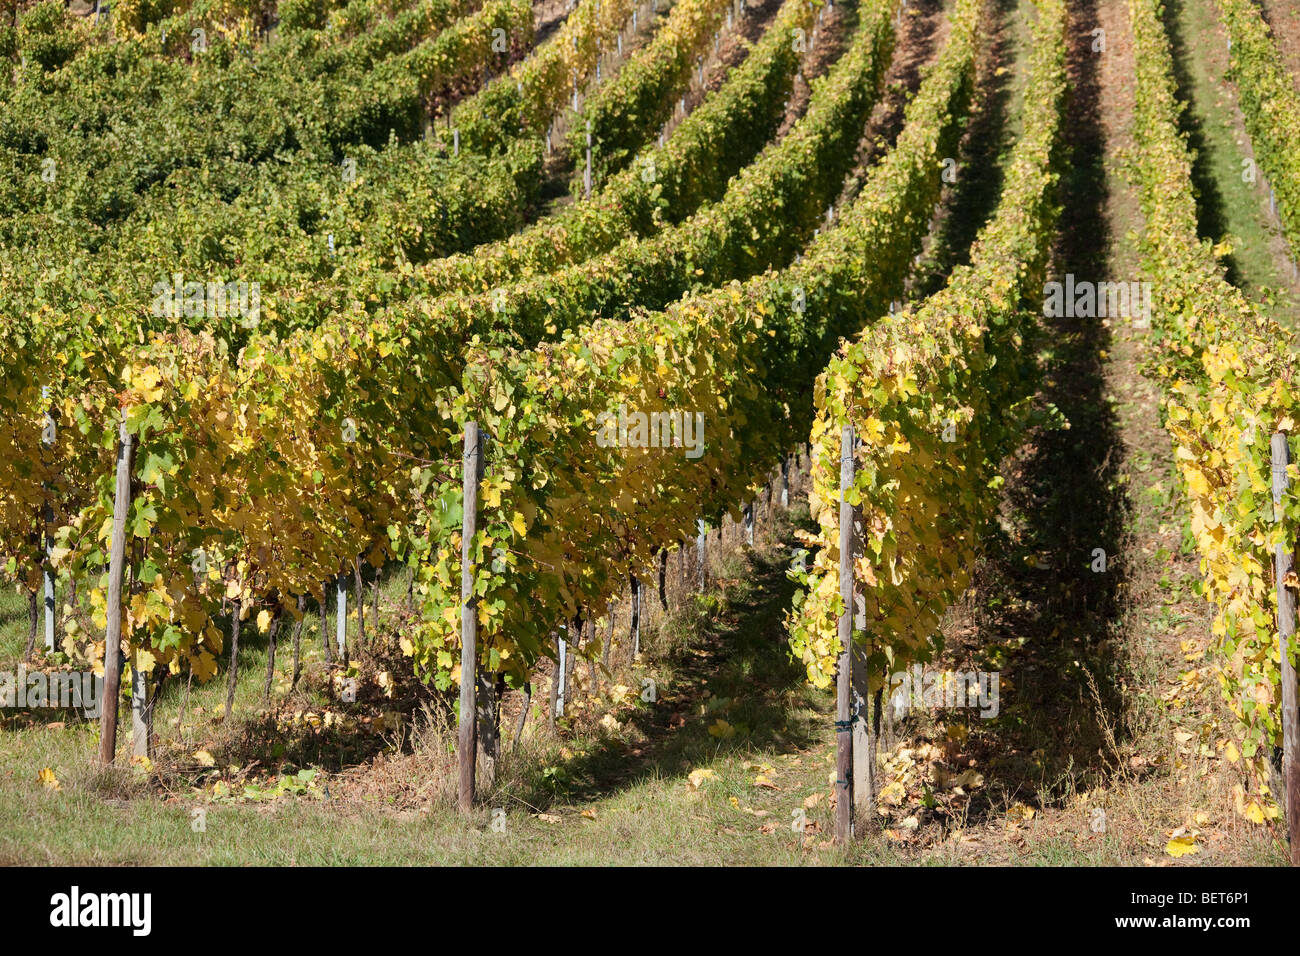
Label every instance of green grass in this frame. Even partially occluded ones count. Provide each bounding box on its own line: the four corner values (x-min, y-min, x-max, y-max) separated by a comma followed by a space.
1163, 0, 1300, 325
0, 510, 874, 866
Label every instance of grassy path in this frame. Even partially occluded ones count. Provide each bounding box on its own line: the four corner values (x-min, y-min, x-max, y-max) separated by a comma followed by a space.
853, 0, 1284, 865
1160, 0, 1300, 325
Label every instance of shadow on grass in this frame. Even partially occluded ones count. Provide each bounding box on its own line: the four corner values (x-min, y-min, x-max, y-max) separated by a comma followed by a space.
520, 517, 826, 808
1160, 0, 1243, 284
912, 0, 1018, 298
921, 0, 1135, 826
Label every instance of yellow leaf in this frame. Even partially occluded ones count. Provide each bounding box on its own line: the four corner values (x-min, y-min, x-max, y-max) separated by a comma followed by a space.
1165, 834, 1200, 857
510, 511, 527, 537
256, 609, 272, 633
134, 648, 157, 674
687, 768, 716, 789
879, 781, 906, 805
38, 767, 61, 791
194, 749, 215, 767
708, 718, 735, 739
1241, 801, 1266, 825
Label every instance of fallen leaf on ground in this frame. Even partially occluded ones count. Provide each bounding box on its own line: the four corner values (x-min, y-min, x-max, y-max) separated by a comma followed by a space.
708, 718, 735, 739
1165, 833, 1199, 858
688, 768, 717, 789
1005, 804, 1036, 827
879, 781, 906, 805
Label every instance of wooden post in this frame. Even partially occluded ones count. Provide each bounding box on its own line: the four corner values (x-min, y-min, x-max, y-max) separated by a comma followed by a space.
43, 515, 54, 652
458, 421, 484, 812
557, 627, 568, 716
782, 458, 790, 508
335, 571, 347, 661
629, 574, 641, 659
835, 423, 855, 844
744, 502, 754, 545
225, 598, 242, 720
658, 548, 668, 610
696, 518, 707, 590
291, 594, 305, 689
548, 635, 562, 729
42, 400, 55, 653
98, 414, 133, 765
321, 582, 333, 665
1271, 431, 1300, 864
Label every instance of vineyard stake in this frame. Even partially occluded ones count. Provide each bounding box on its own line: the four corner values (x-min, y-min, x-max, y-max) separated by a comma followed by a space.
696, 518, 707, 590
557, 627, 568, 716
630, 574, 641, 658
658, 549, 668, 610
98, 412, 133, 766
42, 399, 55, 652
458, 421, 484, 812
354, 558, 367, 648
43, 506, 54, 652
320, 582, 333, 666
335, 571, 347, 661
291, 594, 305, 689
225, 598, 242, 720
1271, 431, 1300, 864
835, 423, 856, 843
781, 458, 790, 508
